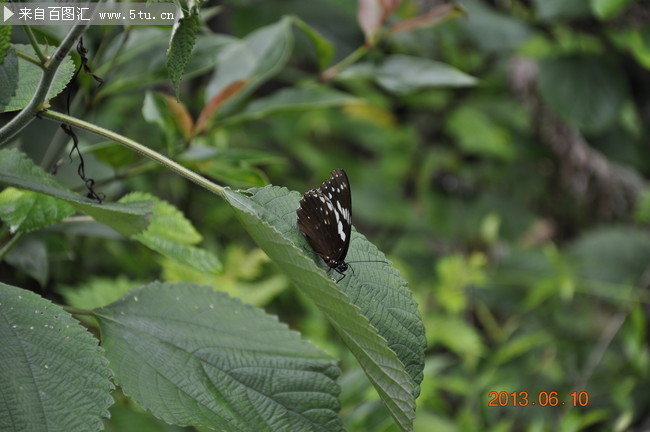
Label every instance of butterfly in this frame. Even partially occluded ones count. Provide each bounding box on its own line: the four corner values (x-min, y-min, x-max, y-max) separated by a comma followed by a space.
297, 169, 353, 281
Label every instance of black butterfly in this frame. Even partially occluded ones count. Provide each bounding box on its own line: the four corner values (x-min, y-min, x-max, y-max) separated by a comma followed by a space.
297, 169, 352, 281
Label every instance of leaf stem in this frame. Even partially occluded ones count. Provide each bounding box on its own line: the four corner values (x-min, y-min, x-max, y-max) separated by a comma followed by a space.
0, 231, 23, 261
15, 48, 45, 67
23, 26, 48, 64
321, 45, 370, 81
39, 110, 225, 197
62, 305, 96, 316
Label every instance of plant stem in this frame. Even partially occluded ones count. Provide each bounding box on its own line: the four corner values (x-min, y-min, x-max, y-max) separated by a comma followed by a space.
39, 110, 225, 197
0, 23, 89, 146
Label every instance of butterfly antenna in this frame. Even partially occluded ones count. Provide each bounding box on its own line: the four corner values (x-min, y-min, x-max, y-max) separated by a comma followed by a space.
346, 259, 389, 265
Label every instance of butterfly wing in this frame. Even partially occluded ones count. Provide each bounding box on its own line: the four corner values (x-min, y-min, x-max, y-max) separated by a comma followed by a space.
297, 169, 352, 268
319, 169, 352, 261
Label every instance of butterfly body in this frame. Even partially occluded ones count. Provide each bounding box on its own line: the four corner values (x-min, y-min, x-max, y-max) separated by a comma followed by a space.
297, 169, 352, 280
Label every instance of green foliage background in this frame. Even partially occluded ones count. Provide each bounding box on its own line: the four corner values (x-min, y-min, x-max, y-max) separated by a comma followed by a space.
1, 0, 650, 431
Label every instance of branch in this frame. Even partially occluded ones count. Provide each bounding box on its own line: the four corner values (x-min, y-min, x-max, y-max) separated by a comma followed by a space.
38, 110, 225, 197
0, 23, 89, 145
508, 57, 644, 217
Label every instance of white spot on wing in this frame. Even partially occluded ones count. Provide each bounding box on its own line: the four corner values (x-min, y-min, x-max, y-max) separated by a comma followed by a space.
337, 220, 346, 241
336, 201, 349, 224
344, 208, 350, 223
329, 206, 346, 241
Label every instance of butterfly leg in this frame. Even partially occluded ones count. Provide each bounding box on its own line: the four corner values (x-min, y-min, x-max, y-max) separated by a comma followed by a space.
334, 268, 347, 283
348, 263, 355, 278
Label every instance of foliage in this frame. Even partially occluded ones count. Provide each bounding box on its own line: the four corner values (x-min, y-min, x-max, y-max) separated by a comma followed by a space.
1, 0, 650, 431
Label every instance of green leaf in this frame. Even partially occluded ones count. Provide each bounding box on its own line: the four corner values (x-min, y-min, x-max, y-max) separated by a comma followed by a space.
591, 0, 633, 18
193, 161, 269, 188
142, 91, 191, 153
290, 15, 334, 69
0, 187, 74, 233
228, 85, 360, 123
378, 55, 478, 92
0, 44, 75, 113
0, 48, 18, 111
205, 17, 294, 117
4, 238, 48, 287
223, 186, 426, 431
167, 6, 200, 96
532, 0, 592, 19
58, 276, 140, 310
142, 91, 171, 142
181, 146, 284, 166
609, 28, 650, 69
179, 146, 276, 187
97, 30, 236, 96
634, 188, 650, 223
0, 21, 11, 64
538, 56, 628, 133
107, 404, 189, 432
161, 246, 286, 307
427, 315, 484, 360
95, 282, 342, 432
434, 253, 487, 314
341, 55, 477, 95
0, 283, 114, 432
120, 192, 221, 273
569, 226, 650, 286
494, 331, 550, 364
0, 149, 153, 237
461, 2, 533, 52
445, 105, 515, 160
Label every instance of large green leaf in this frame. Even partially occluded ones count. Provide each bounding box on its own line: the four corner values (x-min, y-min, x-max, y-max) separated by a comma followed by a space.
0, 149, 153, 237
95, 282, 342, 432
120, 192, 222, 273
205, 17, 294, 117
0, 283, 114, 432
0, 44, 75, 113
227, 85, 359, 124
538, 56, 628, 133
340, 55, 477, 95
97, 30, 236, 96
223, 186, 426, 432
